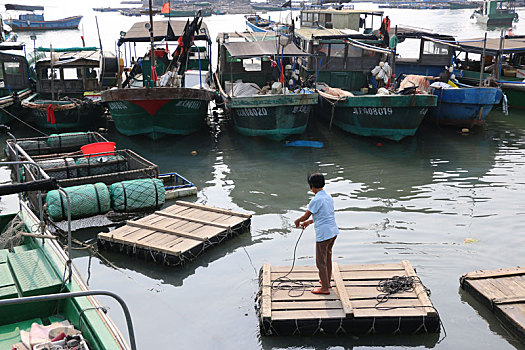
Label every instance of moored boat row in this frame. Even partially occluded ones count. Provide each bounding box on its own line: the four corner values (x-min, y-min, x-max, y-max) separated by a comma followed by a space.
0, 8, 516, 143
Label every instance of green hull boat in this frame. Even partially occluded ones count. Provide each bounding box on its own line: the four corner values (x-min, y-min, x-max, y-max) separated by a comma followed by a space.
22, 93, 105, 131
0, 202, 130, 350
318, 93, 437, 141
102, 87, 214, 140
226, 93, 318, 141
0, 89, 32, 124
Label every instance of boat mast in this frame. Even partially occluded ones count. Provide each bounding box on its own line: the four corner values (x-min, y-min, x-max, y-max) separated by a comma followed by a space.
148, 0, 156, 87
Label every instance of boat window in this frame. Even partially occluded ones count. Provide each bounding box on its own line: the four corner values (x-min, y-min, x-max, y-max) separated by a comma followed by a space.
314, 13, 319, 22
41, 68, 58, 80
3, 62, 20, 74
330, 44, 346, 58
325, 14, 332, 22
348, 46, 362, 58
0, 65, 4, 81
423, 41, 449, 56
243, 58, 262, 71
61, 67, 81, 80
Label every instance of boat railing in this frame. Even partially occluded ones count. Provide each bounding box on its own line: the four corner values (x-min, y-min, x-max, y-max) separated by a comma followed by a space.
0, 290, 136, 350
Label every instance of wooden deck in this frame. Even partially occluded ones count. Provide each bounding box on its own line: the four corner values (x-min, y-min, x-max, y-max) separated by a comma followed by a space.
461, 266, 525, 343
97, 201, 251, 266
257, 261, 440, 336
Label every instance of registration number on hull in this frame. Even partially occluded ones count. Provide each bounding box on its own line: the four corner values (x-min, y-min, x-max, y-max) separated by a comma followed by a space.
353, 107, 393, 116
236, 107, 268, 117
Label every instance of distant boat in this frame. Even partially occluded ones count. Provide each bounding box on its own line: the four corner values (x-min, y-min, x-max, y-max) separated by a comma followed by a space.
4, 4, 44, 11
7, 13, 82, 31
471, 0, 518, 26
449, 1, 481, 9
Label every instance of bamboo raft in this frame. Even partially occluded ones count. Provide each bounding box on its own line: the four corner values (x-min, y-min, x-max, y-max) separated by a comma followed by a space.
461, 266, 525, 343
97, 201, 251, 266
257, 261, 440, 336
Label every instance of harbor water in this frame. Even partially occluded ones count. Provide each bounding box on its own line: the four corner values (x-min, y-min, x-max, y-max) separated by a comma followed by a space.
2, 0, 525, 349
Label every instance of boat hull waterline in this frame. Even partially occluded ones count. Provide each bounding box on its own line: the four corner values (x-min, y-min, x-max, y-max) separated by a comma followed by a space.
318, 94, 437, 141
103, 87, 214, 140
428, 87, 503, 127
227, 93, 318, 141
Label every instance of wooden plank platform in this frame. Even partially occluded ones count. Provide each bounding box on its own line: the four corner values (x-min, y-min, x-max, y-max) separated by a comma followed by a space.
256, 260, 440, 336
97, 201, 251, 266
461, 266, 525, 343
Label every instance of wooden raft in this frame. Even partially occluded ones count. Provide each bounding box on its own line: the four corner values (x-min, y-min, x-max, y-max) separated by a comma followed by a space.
97, 201, 251, 266
461, 266, 525, 343
257, 260, 440, 336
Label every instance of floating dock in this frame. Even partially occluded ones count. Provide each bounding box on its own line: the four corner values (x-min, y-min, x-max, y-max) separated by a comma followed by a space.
461, 266, 525, 343
257, 261, 440, 336
97, 201, 251, 266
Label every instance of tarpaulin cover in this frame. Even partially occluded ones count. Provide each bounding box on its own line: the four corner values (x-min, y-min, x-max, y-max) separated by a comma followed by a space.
224, 40, 310, 58
118, 20, 209, 46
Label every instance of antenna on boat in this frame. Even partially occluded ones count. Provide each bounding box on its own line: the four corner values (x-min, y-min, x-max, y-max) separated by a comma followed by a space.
95, 16, 105, 90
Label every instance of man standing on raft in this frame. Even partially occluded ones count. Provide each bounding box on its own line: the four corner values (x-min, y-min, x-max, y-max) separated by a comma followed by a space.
294, 173, 339, 295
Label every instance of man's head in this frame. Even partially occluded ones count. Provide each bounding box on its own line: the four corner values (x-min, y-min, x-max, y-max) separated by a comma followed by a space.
307, 173, 325, 189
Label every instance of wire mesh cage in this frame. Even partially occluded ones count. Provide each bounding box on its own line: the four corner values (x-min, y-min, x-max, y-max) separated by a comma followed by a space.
5, 132, 108, 158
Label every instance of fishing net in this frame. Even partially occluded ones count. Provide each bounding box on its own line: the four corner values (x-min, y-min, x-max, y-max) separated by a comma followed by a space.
110, 178, 165, 212
46, 132, 94, 148
36, 158, 77, 180
46, 183, 111, 221
75, 155, 129, 177
0, 216, 26, 251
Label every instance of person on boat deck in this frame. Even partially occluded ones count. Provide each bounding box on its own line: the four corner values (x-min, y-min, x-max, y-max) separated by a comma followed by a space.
294, 173, 339, 295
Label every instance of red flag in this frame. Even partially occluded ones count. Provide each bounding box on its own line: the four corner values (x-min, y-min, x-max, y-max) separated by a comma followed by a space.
151, 66, 157, 83
46, 104, 56, 124
81, 35, 85, 47
161, 2, 170, 13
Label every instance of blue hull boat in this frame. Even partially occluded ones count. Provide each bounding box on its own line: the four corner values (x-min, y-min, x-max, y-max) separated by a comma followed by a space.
428, 86, 503, 127
8, 15, 82, 31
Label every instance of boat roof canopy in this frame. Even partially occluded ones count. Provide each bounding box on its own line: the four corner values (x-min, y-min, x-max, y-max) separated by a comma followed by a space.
0, 42, 25, 51
424, 36, 525, 55
224, 40, 310, 58
118, 20, 209, 46
301, 8, 383, 16
36, 49, 109, 66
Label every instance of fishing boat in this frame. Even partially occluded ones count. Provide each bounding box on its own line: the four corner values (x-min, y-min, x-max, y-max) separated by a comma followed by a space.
6, 13, 83, 31
435, 35, 525, 109
22, 48, 118, 131
471, 0, 518, 26
102, 17, 215, 140
295, 28, 436, 141
245, 14, 292, 34
427, 83, 503, 127
0, 155, 134, 349
394, 30, 503, 126
449, 1, 482, 9
299, 8, 384, 32
0, 43, 32, 124
251, 2, 283, 11
216, 32, 318, 140
160, 2, 212, 17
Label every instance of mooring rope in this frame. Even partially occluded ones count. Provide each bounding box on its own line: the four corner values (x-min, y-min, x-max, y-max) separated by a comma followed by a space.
270, 228, 314, 297
0, 105, 49, 136
374, 275, 447, 343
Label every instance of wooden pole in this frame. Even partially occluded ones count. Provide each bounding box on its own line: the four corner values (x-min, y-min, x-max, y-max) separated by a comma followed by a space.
479, 32, 487, 87
148, 0, 156, 87
50, 44, 55, 100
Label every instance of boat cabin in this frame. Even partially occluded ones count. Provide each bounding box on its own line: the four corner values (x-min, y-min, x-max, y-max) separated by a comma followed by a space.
18, 13, 45, 22
0, 44, 30, 96
217, 32, 311, 88
476, 0, 516, 18
294, 28, 383, 91
300, 9, 383, 32
35, 50, 104, 97
117, 20, 211, 88
393, 28, 455, 78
